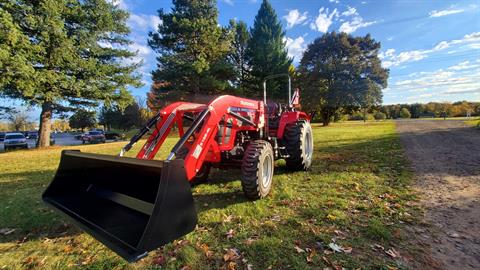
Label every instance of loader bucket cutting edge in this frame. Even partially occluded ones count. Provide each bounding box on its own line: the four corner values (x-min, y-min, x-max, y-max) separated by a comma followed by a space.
42, 150, 197, 262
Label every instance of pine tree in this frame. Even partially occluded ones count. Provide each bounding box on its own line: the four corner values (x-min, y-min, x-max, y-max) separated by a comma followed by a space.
0, 0, 141, 147
148, 0, 234, 104
246, 0, 291, 100
228, 19, 250, 95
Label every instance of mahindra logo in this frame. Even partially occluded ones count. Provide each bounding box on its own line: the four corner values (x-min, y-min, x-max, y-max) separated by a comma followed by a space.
240, 100, 255, 107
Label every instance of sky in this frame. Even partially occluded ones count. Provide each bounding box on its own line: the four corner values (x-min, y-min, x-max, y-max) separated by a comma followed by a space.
117, 0, 480, 105
3, 0, 480, 120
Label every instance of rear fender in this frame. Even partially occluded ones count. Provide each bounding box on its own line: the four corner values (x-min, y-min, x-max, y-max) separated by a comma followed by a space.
276, 111, 310, 139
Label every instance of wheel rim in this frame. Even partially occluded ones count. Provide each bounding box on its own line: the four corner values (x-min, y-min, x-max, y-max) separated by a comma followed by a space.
304, 129, 313, 161
262, 154, 273, 189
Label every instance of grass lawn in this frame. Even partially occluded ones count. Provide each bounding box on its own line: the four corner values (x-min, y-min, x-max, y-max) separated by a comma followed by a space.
0, 121, 419, 269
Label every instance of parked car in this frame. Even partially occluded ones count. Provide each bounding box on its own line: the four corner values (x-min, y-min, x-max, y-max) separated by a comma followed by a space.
0, 132, 5, 142
81, 131, 106, 144
104, 132, 122, 141
27, 131, 38, 139
4, 133, 28, 151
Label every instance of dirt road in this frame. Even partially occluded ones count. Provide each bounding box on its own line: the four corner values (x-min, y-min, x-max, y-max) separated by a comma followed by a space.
396, 120, 480, 269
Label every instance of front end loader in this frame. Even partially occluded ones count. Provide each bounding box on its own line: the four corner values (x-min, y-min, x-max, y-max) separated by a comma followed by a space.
42, 75, 314, 261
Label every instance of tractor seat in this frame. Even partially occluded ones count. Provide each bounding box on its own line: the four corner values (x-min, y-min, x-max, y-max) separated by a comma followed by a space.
266, 101, 281, 118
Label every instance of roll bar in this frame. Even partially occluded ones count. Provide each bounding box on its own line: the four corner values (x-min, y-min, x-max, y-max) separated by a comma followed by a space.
263, 74, 291, 106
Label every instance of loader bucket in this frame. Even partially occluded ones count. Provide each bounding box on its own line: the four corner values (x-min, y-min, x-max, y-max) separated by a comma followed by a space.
42, 150, 197, 262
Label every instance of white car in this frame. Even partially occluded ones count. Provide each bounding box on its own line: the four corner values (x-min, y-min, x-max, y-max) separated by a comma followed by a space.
4, 133, 28, 151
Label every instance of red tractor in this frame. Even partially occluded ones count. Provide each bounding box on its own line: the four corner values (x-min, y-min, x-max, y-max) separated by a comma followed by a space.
42, 74, 314, 261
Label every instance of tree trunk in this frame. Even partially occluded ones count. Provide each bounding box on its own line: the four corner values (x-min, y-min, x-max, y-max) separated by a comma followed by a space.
37, 102, 52, 148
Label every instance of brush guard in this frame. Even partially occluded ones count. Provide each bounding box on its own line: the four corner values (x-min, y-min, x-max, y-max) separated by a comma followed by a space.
42, 150, 197, 262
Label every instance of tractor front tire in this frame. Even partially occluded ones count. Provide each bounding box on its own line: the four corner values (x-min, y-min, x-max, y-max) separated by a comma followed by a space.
284, 121, 313, 171
241, 140, 274, 200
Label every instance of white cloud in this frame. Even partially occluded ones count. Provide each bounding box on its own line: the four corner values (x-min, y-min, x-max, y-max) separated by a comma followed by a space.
222, 0, 234, 6
329, 0, 340, 3
283, 9, 308, 29
339, 16, 376, 34
109, 0, 128, 9
380, 32, 480, 68
448, 61, 480, 71
284, 36, 307, 62
386, 36, 394, 41
310, 8, 338, 33
341, 6, 357, 16
128, 14, 162, 31
429, 8, 465, 17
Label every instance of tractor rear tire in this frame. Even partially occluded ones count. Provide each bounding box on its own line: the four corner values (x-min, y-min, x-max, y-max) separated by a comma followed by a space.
241, 140, 274, 200
176, 146, 211, 186
284, 121, 313, 171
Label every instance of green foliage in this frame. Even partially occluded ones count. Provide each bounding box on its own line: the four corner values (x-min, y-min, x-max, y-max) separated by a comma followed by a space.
298, 32, 388, 126
99, 100, 151, 131
374, 111, 387, 120
0, 0, 141, 146
382, 101, 480, 119
148, 0, 234, 102
399, 108, 411, 119
69, 109, 96, 131
246, 0, 291, 100
349, 111, 374, 121
228, 19, 250, 95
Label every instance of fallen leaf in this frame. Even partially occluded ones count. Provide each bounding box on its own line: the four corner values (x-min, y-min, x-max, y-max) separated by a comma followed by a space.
152, 254, 166, 266
306, 249, 316, 263
225, 229, 235, 239
244, 235, 259, 245
81, 255, 94, 265
372, 244, 385, 251
328, 243, 343, 253
200, 243, 214, 259
246, 263, 253, 270
447, 231, 460, 238
294, 246, 305, 253
0, 228, 16, 235
385, 248, 400, 258
223, 215, 234, 223
63, 245, 74, 254
227, 261, 237, 270
342, 246, 352, 254
223, 248, 240, 262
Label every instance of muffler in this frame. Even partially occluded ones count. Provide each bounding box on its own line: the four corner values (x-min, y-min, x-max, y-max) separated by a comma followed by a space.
42, 150, 197, 262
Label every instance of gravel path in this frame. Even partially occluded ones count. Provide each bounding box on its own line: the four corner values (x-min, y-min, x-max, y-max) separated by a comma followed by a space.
396, 120, 480, 269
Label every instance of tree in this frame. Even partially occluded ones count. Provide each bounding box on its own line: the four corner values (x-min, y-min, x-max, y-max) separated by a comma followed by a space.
374, 111, 387, 120
69, 109, 96, 132
52, 119, 70, 132
228, 19, 250, 95
148, 0, 234, 104
298, 32, 388, 126
0, 0, 141, 147
6, 109, 29, 131
400, 107, 411, 119
246, 0, 291, 100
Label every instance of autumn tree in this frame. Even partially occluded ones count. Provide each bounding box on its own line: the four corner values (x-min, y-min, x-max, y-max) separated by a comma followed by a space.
0, 0, 141, 147
298, 32, 388, 126
148, 0, 234, 104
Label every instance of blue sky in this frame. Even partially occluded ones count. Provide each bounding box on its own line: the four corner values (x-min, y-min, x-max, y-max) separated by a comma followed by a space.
3, 0, 480, 120
117, 0, 479, 106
